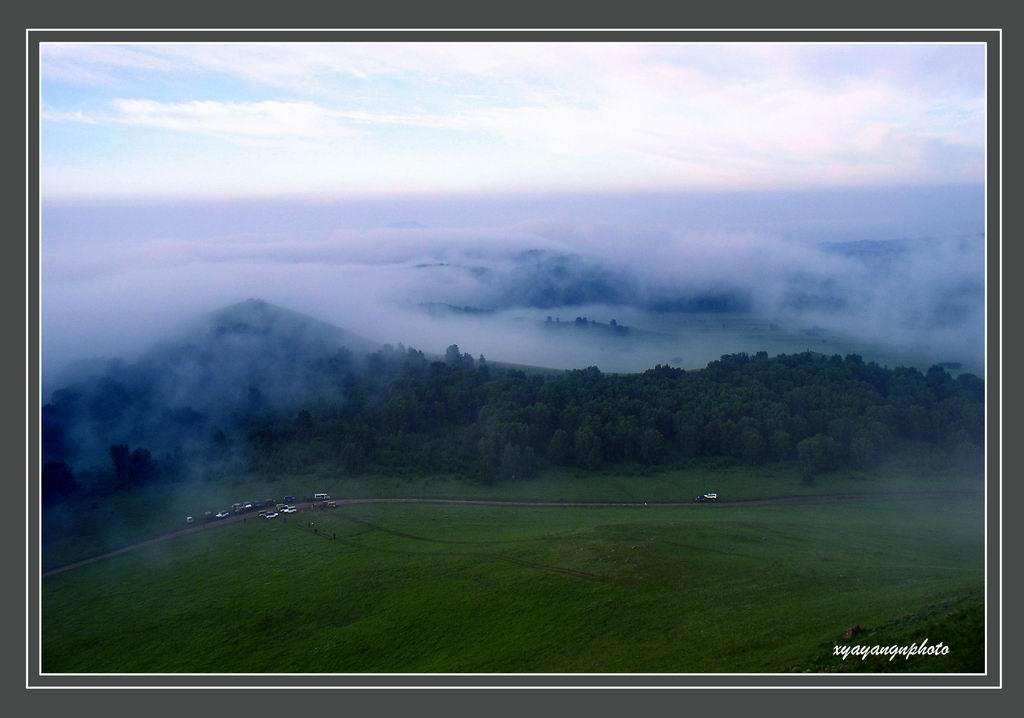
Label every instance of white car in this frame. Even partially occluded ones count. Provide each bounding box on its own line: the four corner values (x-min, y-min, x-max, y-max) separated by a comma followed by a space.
264, 512, 279, 519
215, 511, 230, 519
186, 516, 194, 524
282, 507, 297, 514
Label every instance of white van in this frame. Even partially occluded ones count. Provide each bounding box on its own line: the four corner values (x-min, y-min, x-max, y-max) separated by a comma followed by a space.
313, 493, 329, 501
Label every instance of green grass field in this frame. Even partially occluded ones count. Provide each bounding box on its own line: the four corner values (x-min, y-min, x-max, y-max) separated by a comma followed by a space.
41, 448, 981, 572
42, 488, 984, 673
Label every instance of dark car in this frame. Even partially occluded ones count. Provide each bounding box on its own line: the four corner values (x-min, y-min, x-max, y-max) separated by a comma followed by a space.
283, 496, 296, 503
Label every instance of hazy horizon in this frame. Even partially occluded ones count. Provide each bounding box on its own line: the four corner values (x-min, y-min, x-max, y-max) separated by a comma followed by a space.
42, 184, 984, 383
40, 42, 987, 383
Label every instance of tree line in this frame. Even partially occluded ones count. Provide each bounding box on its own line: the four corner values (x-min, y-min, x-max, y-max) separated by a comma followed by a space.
43, 344, 985, 503
222, 345, 984, 486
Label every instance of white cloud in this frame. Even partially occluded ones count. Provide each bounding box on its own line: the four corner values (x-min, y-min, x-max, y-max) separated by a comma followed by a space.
40, 42, 985, 196
51, 99, 360, 144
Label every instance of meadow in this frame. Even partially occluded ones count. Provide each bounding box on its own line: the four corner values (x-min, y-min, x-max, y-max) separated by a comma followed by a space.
42, 448, 979, 572
42, 484, 983, 673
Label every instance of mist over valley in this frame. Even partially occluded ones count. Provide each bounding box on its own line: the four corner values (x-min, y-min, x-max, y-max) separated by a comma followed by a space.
43, 186, 984, 389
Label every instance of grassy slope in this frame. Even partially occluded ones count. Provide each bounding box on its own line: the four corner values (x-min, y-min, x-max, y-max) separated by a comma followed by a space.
794, 592, 985, 673
42, 493, 983, 673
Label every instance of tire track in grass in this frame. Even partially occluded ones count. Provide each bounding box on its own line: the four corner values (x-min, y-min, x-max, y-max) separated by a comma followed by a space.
285, 508, 624, 585
489, 553, 627, 585
332, 511, 544, 546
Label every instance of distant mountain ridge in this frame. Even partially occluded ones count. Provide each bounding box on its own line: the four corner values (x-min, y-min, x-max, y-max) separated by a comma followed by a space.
414, 250, 753, 314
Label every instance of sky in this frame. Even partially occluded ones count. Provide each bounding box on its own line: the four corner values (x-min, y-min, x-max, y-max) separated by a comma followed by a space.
39, 42, 987, 382
41, 42, 986, 199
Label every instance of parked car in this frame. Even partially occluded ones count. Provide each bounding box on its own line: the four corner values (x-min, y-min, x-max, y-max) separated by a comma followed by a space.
215, 511, 230, 519
283, 496, 296, 503
694, 493, 719, 503
282, 507, 297, 514
186, 516, 194, 524
264, 512, 279, 519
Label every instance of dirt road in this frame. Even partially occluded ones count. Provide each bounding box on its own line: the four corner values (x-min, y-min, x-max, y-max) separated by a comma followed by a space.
41, 490, 977, 578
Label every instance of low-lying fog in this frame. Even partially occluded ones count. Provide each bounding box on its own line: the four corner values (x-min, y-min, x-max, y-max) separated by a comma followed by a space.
42, 185, 985, 390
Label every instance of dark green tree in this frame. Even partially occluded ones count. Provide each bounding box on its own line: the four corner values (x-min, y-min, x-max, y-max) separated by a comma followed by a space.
797, 433, 837, 483
110, 444, 130, 487
639, 428, 665, 465
128, 447, 156, 485
445, 344, 463, 366
546, 428, 572, 466
740, 426, 767, 464
574, 427, 603, 470
42, 461, 77, 505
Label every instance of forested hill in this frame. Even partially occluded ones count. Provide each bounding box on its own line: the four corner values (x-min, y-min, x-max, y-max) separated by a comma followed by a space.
43, 333, 984, 503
